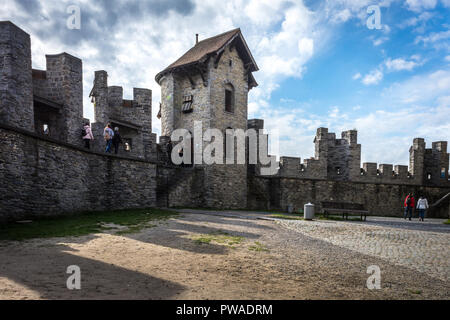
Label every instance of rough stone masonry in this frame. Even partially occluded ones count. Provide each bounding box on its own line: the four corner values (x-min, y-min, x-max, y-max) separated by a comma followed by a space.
0, 21, 449, 222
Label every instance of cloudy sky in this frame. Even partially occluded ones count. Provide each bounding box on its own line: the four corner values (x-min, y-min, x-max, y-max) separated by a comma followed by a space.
1, 0, 449, 166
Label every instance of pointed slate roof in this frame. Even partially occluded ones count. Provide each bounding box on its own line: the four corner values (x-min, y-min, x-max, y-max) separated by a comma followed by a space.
155, 28, 258, 86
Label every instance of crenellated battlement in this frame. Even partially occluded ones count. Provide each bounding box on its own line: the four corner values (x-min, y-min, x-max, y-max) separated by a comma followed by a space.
278, 156, 326, 179
358, 163, 417, 184
89, 70, 155, 160
267, 126, 449, 187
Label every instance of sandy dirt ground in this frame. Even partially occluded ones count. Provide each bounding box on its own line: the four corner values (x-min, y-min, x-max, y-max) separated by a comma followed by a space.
0, 211, 449, 300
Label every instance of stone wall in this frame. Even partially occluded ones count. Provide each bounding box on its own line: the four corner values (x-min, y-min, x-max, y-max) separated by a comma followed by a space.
0, 21, 34, 131
156, 166, 205, 208
248, 175, 450, 218
0, 124, 157, 222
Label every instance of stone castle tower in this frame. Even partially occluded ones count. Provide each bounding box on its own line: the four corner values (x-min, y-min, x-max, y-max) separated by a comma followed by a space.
155, 29, 259, 208
0, 21, 84, 145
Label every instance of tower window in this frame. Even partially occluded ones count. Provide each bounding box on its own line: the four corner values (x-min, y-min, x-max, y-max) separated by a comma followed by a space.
43, 124, 49, 135
225, 84, 234, 113
441, 168, 446, 178
336, 167, 341, 175
182, 95, 193, 113
124, 139, 132, 152
427, 173, 432, 180
229, 59, 233, 67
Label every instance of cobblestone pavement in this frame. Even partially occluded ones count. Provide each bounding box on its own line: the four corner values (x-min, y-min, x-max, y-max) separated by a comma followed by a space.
276, 218, 450, 282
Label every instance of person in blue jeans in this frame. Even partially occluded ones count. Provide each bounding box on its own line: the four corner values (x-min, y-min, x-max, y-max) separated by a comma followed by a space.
416, 196, 429, 222
403, 193, 415, 220
103, 123, 114, 153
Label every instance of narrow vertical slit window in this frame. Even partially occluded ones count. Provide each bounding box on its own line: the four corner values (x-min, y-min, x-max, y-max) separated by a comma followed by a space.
225, 83, 234, 113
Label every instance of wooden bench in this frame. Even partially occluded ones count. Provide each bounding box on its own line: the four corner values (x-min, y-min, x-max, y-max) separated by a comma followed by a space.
321, 201, 369, 221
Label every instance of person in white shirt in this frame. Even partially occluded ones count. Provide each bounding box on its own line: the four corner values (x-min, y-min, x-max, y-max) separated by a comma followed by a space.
416, 196, 429, 222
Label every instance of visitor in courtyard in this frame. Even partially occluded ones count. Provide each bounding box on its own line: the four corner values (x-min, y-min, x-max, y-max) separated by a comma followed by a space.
416, 195, 429, 222
112, 127, 122, 154
82, 122, 94, 149
403, 193, 415, 221
103, 123, 114, 153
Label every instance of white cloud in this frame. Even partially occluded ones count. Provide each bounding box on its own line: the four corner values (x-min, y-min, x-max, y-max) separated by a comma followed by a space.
372, 36, 389, 46
331, 8, 352, 23
445, 55, 450, 62
382, 69, 450, 104
362, 68, 383, 85
298, 37, 314, 58
415, 29, 450, 50
352, 72, 362, 80
399, 11, 434, 29
351, 104, 449, 163
385, 57, 422, 71
405, 0, 438, 12
244, 0, 288, 27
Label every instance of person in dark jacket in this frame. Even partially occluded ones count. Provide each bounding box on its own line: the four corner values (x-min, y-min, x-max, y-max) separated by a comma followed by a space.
112, 127, 122, 154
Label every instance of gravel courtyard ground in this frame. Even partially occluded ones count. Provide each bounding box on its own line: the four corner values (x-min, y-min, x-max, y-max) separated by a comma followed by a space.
0, 209, 448, 299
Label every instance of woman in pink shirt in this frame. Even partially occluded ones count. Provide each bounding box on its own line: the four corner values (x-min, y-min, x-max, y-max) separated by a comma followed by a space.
82, 122, 94, 149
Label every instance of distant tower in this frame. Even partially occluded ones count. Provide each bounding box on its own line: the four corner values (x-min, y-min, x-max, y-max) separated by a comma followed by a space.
0, 21, 34, 131
424, 141, 449, 186
43, 53, 83, 145
155, 29, 258, 208
409, 138, 425, 184
313, 128, 361, 181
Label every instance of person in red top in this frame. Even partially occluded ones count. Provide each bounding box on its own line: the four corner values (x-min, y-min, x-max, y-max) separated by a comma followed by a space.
403, 193, 415, 220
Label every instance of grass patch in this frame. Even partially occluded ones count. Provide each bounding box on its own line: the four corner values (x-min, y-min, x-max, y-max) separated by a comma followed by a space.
444, 219, 450, 225
408, 289, 422, 295
248, 241, 269, 252
191, 231, 243, 247
270, 214, 304, 221
0, 208, 178, 241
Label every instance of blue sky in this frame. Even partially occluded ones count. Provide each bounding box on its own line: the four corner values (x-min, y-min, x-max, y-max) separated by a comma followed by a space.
1, 0, 449, 166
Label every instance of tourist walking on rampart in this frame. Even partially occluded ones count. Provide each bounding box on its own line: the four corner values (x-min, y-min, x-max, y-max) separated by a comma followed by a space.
82, 122, 94, 149
403, 193, 415, 221
416, 195, 429, 221
104, 123, 114, 153
112, 127, 122, 154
